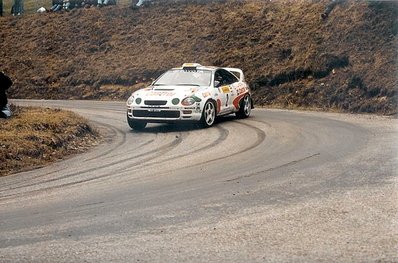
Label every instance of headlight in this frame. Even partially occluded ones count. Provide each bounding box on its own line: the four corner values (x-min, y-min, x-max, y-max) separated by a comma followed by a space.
181, 97, 196, 106
127, 95, 135, 106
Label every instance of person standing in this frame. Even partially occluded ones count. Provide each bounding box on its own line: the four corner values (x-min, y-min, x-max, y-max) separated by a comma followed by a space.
11, 0, 24, 15
0, 71, 12, 119
136, 0, 145, 6
131, 0, 146, 8
97, 0, 109, 7
50, 0, 63, 11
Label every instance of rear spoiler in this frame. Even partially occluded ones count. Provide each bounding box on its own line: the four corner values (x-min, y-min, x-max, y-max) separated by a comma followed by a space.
225, 68, 245, 82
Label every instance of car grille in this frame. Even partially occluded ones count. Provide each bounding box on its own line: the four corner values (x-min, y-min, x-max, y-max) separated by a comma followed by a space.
133, 110, 180, 118
144, 100, 167, 106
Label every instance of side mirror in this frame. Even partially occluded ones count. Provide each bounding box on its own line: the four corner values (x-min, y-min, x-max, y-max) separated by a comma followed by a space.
214, 80, 220, 87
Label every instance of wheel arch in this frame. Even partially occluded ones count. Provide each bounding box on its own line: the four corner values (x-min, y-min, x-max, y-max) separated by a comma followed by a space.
205, 98, 218, 116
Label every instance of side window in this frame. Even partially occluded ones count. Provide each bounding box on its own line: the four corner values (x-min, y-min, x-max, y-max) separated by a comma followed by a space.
214, 70, 223, 87
214, 69, 239, 87
220, 69, 238, 85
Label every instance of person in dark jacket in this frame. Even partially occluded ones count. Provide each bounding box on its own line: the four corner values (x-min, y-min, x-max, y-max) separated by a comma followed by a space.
50, 0, 63, 11
11, 0, 24, 15
0, 71, 12, 118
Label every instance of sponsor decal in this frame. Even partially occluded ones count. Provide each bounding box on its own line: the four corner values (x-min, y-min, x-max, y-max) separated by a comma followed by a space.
202, 92, 211, 98
236, 87, 247, 96
147, 91, 176, 97
221, 86, 231, 93
233, 92, 248, 110
216, 99, 222, 113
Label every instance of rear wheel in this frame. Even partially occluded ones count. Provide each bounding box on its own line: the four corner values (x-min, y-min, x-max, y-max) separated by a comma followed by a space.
200, 100, 216, 128
236, 94, 252, 119
127, 116, 147, 130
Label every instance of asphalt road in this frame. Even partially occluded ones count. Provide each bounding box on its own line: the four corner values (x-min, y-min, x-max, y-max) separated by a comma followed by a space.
0, 100, 397, 262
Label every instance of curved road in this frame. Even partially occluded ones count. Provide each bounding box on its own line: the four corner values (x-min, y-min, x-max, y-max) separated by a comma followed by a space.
1, 100, 397, 262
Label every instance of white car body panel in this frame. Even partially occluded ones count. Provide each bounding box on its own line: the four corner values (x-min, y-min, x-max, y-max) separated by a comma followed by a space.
126, 64, 252, 126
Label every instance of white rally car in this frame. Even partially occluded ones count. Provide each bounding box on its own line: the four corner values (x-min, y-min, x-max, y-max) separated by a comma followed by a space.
126, 63, 253, 130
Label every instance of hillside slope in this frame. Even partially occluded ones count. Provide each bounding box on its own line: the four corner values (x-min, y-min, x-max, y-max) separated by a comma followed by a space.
0, 0, 397, 114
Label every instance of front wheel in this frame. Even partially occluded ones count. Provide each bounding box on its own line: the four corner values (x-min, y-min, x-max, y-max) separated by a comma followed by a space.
127, 116, 147, 130
236, 94, 252, 119
199, 100, 216, 128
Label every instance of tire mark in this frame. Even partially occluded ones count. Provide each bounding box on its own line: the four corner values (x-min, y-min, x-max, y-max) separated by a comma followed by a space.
15, 124, 229, 194
0, 134, 184, 199
0, 117, 261, 199
140, 119, 267, 180
116, 125, 230, 174
0, 120, 124, 189
224, 153, 321, 182
81, 119, 128, 162
188, 120, 266, 167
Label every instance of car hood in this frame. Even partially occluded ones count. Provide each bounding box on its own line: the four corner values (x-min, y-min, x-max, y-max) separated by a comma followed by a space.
135, 85, 206, 99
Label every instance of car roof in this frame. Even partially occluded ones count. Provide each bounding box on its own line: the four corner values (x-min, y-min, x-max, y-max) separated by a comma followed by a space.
171, 63, 245, 82
172, 63, 218, 72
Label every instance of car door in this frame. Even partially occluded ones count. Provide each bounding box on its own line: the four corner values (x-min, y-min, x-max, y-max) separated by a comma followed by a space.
214, 69, 238, 114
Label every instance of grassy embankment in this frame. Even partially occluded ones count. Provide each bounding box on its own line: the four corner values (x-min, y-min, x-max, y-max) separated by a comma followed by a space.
0, 106, 100, 176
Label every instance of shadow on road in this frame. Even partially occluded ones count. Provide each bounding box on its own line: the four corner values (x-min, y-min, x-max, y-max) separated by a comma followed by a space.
128, 115, 239, 134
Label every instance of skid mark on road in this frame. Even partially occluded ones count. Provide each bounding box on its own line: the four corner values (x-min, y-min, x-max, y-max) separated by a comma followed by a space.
224, 153, 321, 182
0, 133, 183, 200
124, 125, 230, 172
0, 119, 122, 189
145, 120, 267, 180
187, 120, 267, 167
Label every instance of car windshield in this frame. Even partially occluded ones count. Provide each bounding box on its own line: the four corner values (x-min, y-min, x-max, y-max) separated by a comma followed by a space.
154, 69, 212, 87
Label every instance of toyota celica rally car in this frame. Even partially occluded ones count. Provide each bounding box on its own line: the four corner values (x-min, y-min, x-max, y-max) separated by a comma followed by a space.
126, 63, 253, 130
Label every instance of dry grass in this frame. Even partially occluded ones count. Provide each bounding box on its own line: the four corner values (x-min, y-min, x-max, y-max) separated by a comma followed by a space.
0, 0, 396, 114
0, 105, 100, 176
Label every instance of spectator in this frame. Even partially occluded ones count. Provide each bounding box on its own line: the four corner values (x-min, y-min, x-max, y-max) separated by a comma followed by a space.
131, 0, 146, 8
321, 0, 345, 20
50, 0, 63, 11
62, 0, 71, 10
136, 0, 144, 6
81, 0, 95, 8
50, 0, 71, 12
37, 6, 47, 13
0, 71, 12, 119
97, 0, 116, 7
11, 0, 24, 15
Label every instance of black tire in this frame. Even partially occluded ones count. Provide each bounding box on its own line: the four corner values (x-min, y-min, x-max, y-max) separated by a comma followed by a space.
127, 116, 147, 130
236, 94, 252, 119
199, 100, 216, 128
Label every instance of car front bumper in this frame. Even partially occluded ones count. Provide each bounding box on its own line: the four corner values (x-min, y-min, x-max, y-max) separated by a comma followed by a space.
127, 106, 202, 123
